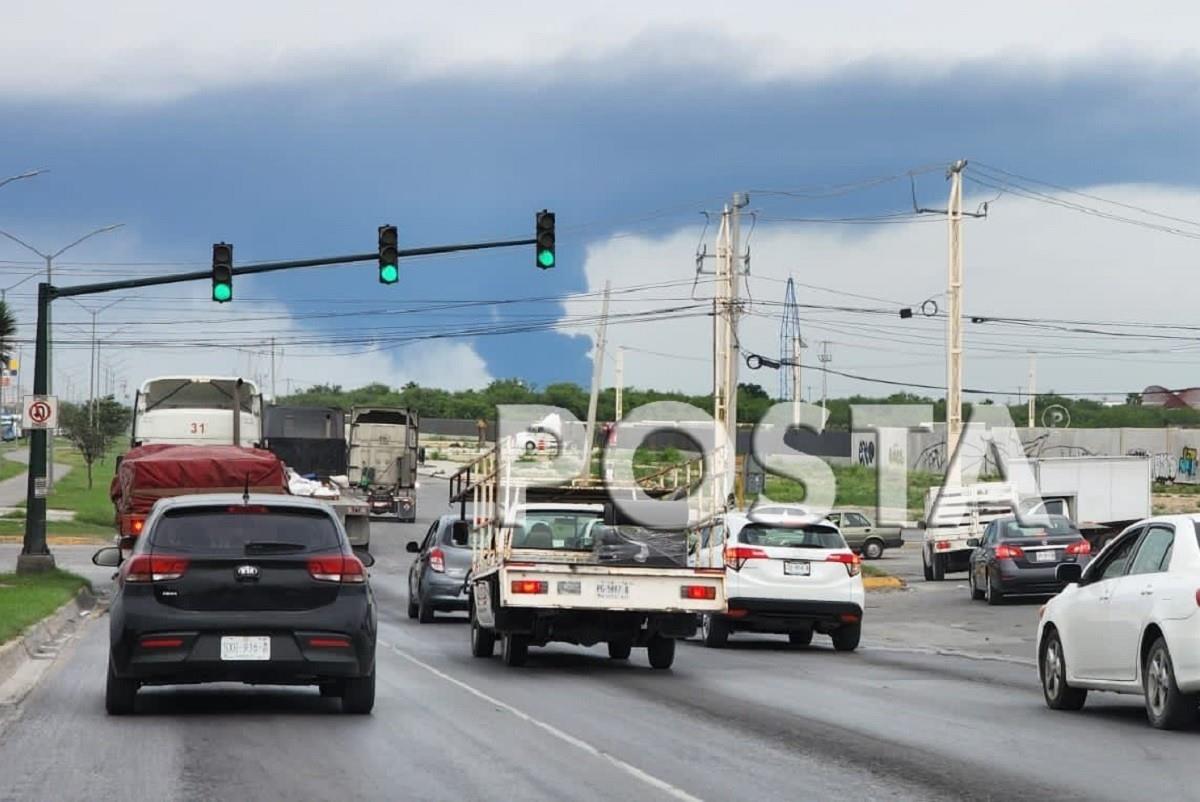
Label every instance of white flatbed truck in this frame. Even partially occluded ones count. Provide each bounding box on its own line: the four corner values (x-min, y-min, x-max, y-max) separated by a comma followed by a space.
449, 447, 725, 669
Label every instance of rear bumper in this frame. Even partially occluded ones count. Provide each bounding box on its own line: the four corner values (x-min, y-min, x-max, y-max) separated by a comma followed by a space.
423, 575, 469, 610
722, 597, 863, 632
997, 558, 1091, 594
110, 595, 376, 684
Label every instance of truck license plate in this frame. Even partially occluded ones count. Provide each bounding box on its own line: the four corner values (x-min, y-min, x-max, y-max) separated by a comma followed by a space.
220, 636, 270, 661
596, 581, 631, 600
784, 561, 811, 576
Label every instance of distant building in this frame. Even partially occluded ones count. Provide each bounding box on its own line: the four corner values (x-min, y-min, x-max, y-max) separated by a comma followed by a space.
1141, 386, 1200, 409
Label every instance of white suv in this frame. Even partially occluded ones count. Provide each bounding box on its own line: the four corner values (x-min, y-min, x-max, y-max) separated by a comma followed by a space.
694, 511, 865, 650
1037, 515, 1200, 729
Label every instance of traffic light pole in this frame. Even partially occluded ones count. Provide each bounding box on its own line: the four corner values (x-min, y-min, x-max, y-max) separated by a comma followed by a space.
15, 234, 537, 573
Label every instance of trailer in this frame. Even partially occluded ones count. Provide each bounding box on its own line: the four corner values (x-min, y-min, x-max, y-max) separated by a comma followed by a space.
347, 406, 420, 522
449, 444, 725, 669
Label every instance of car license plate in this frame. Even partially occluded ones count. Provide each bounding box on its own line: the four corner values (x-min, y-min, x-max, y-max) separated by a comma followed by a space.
220, 636, 270, 661
596, 581, 631, 600
1034, 550, 1057, 563
784, 561, 811, 576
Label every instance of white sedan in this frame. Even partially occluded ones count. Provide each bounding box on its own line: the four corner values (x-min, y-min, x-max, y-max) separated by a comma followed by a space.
1037, 515, 1200, 729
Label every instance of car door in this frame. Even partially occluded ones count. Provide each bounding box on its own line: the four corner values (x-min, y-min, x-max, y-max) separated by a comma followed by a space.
971, 522, 994, 587
840, 512, 871, 550
1066, 529, 1142, 680
1105, 525, 1175, 681
410, 520, 439, 595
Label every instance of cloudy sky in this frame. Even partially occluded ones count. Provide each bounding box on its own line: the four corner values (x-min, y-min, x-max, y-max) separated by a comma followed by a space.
2, 2, 1199, 404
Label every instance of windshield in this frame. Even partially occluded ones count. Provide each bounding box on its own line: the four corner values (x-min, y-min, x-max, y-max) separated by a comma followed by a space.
150, 506, 340, 554
512, 511, 603, 550
1000, 516, 1079, 539
739, 524, 845, 550
143, 379, 256, 413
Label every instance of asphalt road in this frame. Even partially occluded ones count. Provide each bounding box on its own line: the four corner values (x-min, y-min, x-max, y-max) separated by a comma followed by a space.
1, 482, 1197, 801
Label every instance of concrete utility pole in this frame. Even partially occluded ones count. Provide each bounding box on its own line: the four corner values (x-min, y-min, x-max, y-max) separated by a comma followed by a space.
791, 333, 802, 425
713, 193, 748, 505
1027, 353, 1037, 429
581, 281, 611, 478
945, 160, 967, 485
818, 341, 832, 413
270, 337, 277, 399
614, 346, 625, 421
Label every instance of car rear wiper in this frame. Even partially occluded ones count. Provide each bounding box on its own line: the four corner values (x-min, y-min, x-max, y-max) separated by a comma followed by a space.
243, 541, 308, 554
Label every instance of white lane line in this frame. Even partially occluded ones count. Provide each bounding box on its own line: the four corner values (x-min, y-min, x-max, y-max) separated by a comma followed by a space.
383, 641, 705, 802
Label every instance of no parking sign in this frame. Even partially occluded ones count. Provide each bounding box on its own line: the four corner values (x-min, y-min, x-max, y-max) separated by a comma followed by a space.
22, 395, 58, 429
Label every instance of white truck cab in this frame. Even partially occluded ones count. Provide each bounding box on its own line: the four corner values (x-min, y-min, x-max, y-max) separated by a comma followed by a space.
131, 376, 262, 448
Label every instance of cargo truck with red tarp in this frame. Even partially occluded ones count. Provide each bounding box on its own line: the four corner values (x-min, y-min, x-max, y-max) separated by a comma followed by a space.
110, 443, 370, 551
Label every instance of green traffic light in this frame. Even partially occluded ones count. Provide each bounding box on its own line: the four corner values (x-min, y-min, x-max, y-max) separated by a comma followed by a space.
537, 249, 555, 268
380, 263, 399, 284
212, 283, 232, 302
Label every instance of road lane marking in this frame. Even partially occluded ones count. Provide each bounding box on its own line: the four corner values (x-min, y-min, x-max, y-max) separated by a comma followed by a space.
383, 641, 705, 802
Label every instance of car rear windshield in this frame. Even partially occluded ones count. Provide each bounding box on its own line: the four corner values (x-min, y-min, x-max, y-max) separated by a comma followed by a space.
1000, 516, 1079, 538
740, 525, 845, 549
150, 506, 341, 554
512, 511, 604, 550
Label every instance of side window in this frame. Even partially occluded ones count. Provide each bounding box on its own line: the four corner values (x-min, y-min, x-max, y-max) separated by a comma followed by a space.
420, 521, 439, 552
846, 513, 870, 528
699, 527, 712, 549
981, 522, 995, 545
1094, 532, 1141, 582
827, 513, 841, 526
1127, 526, 1174, 576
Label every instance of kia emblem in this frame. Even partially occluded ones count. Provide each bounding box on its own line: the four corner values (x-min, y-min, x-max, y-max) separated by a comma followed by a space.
236, 565, 260, 581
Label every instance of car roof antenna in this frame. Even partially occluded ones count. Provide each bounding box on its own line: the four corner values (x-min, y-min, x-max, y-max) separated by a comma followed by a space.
243, 473, 251, 505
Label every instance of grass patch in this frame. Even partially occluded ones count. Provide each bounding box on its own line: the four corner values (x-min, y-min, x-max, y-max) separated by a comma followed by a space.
762, 464, 943, 514
0, 454, 26, 483
17, 446, 122, 529
0, 569, 89, 644
861, 563, 891, 578
1154, 482, 1200, 495
0, 519, 114, 538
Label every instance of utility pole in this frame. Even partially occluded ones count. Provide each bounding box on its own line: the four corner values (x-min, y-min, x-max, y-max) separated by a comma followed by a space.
581, 281, 611, 478
945, 160, 967, 485
614, 346, 625, 421
1027, 353, 1037, 429
818, 341, 832, 413
791, 333, 802, 425
270, 337, 277, 399
712, 193, 748, 506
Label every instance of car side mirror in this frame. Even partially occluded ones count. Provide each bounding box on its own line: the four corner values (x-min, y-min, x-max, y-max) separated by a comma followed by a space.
92, 546, 122, 567
1056, 563, 1083, 584
406, 541, 420, 553
966, 538, 980, 548
354, 549, 375, 568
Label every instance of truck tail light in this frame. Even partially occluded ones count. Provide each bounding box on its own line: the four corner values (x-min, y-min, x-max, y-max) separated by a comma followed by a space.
307, 554, 367, 584
124, 554, 189, 583
1066, 540, 1091, 556
429, 548, 445, 573
725, 546, 768, 570
511, 580, 548, 594
680, 585, 716, 600
826, 551, 862, 577
120, 514, 146, 537
995, 543, 1025, 560
935, 540, 951, 551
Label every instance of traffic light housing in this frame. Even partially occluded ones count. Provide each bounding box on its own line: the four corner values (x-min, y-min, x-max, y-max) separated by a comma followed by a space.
378, 225, 399, 284
536, 210, 555, 269
211, 242, 233, 302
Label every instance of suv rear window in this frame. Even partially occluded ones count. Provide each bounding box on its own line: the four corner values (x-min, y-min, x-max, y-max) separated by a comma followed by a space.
151, 506, 340, 554
740, 525, 845, 549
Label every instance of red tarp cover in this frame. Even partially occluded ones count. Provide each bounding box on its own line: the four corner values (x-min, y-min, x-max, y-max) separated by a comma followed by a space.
111, 444, 287, 517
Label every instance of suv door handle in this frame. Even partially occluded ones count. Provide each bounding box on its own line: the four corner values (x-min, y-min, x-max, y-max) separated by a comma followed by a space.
1140, 588, 1154, 596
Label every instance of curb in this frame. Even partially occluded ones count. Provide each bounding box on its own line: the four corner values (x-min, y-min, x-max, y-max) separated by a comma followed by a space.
0, 585, 99, 703
863, 576, 906, 591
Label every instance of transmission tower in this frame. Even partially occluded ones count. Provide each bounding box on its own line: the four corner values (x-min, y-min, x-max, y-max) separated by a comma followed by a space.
779, 277, 805, 400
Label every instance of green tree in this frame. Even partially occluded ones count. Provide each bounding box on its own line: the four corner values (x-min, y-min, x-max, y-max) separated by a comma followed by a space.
0, 299, 15, 365
58, 397, 131, 489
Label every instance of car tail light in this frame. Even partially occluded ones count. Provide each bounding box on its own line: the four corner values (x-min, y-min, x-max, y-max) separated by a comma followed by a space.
839, 612, 860, 623
120, 514, 146, 537
935, 540, 951, 551
1195, 589, 1200, 608
139, 637, 183, 649
1066, 540, 1091, 556
123, 554, 189, 583
429, 548, 445, 573
995, 543, 1025, 560
307, 554, 367, 584
680, 585, 716, 600
511, 579, 548, 594
725, 545, 768, 570
826, 551, 862, 577
307, 635, 351, 649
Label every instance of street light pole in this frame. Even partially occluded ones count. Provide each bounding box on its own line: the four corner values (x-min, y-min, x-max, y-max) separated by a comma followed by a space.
0, 224, 124, 489
0, 169, 47, 191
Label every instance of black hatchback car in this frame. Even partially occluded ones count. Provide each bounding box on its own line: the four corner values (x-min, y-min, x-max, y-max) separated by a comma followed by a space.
94, 494, 377, 715
967, 514, 1093, 604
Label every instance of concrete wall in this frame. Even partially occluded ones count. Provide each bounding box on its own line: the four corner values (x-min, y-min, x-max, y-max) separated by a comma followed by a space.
851, 425, 1200, 483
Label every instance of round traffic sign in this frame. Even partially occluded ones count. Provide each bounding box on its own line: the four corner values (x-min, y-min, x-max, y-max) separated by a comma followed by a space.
28, 400, 52, 424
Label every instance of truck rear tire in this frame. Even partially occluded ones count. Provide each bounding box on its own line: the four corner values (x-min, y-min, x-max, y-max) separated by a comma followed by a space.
931, 553, 946, 581
922, 552, 934, 581
470, 617, 496, 658
607, 639, 633, 660
647, 635, 676, 670
502, 633, 529, 667
862, 539, 884, 560
701, 614, 729, 648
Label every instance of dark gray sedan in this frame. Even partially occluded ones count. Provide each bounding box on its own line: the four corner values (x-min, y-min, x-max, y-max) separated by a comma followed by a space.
967, 514, 1093, 604
407, 514, 472, 623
